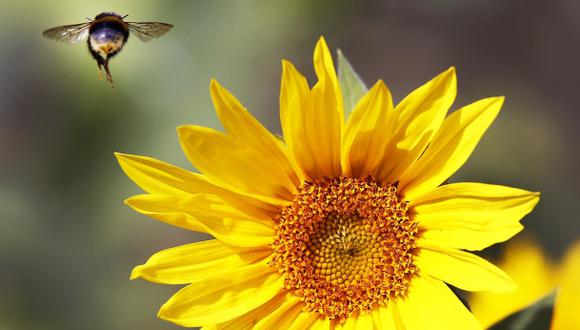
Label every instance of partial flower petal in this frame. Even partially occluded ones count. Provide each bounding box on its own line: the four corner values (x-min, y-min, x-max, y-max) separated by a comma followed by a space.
210, 79, 300, 192
342, 80, 395, 177
375, 304, 400, 329
280, 60, 310, 181
412, 182, 540, 250
470, 238, 557, 327
553, 241, 580, 330
126, 194, 274, 248
397, 275, 481, 330
116, 152, 203, 196
209, 292, 288, 330
391, 303, 406, 330
399, 97, 504, 200
420, 226, 523, 253
375, 67, 457, 184
115, 153, 278, 218
313, 37, 342, 110
333, 315, 354, 330
125, 194, 204, 232
254, 296, 303, 329
354, 311, 374, 329
417, 246, 516, 293
289, 311, 320, 330
158, 263, 283, 327
131, 239, 271, 285
310, 317, 332, 330
281, 37, 343, 180
330, 311, 375, 330
178, 125, 295, 204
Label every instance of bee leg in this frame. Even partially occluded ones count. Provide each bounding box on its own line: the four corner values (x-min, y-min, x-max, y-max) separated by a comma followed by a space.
103, 60, 114, 88
97, 62, 103, 80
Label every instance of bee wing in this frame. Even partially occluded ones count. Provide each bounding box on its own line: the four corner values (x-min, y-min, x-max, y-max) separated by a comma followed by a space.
127, 22, 173, 42
42, 22, 91, 43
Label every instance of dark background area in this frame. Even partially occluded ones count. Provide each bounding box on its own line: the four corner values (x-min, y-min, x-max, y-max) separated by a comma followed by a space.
1, 0, 578, 329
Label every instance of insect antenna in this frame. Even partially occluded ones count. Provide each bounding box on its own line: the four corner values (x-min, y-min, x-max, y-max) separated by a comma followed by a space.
122, 14, 129, 19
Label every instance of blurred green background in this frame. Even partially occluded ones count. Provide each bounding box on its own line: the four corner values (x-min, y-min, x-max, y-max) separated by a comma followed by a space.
1, 0, 578, 329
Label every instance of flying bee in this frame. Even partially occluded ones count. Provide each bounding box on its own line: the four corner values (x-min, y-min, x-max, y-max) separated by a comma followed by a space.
43, 12, 173, 87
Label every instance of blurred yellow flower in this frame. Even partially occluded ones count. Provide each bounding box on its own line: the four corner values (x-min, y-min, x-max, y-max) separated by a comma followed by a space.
553, 242, 580, 330
470, 239, 557, 327
470, 239, 580, 330
117, 37, 539, 329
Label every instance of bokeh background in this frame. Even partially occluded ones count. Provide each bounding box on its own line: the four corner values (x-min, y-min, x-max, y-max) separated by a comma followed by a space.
1, 0, 579, 329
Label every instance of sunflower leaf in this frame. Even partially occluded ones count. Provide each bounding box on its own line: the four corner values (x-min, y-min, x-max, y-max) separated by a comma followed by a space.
489, 290, 556, 330
337, 49, 368, 116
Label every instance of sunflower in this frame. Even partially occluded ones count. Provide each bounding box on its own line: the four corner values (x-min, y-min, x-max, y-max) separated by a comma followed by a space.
117, 37, 540, 329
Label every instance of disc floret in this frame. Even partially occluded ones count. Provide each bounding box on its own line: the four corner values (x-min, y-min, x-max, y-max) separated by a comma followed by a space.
271, 177, 419, 321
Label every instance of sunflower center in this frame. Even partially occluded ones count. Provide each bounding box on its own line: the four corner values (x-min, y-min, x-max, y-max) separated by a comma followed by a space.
271, 177, 419, 321
307, 212, 379, 285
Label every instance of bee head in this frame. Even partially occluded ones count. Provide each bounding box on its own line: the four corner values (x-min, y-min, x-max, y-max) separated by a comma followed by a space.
94, 12, 124, 20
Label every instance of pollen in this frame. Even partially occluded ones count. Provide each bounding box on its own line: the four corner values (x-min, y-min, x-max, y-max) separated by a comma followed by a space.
270, 177, 419, 321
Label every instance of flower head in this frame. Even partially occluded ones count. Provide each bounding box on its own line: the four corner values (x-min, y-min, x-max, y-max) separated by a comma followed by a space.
117, 37, 540, 329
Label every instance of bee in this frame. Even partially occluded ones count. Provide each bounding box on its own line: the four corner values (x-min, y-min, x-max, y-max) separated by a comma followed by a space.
43, 12, 173, 87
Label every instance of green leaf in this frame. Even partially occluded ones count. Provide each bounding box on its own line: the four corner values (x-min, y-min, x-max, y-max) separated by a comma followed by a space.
489, 290, 556, 330
337, 49, 368, 116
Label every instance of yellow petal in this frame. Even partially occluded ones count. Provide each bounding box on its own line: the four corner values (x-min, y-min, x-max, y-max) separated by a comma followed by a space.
126, 194, 274, 248
115, 152, 278, 218
375, 304, 400, 329
470, 238, 557, 327
342, 80, 395, 177
412, 182, 540, 250
125, 194, 204, 232
553, 241, 580, 330
289, 311, 320, 330
334, 309, 387, 330
417, 246, 516, 293
158, 263, 283, 327
399, 97, 504, 200
281, 37, 343, 180
280, 60, 310, 182
310, 317, 332, 330
397, 275, 481, 330
116, 152, 202, 196
254, 296, 303, 329
420, 226, 524, 254
313, 37, 342, 110
210, 79, 300, 191
354, 311, 374, 329
390, 303, 406, 330
375, 67, 456, 184
210, 292, 288, 330
130, 239, 271, 285
335, 314, 356, 330
178, 125, 295, 204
